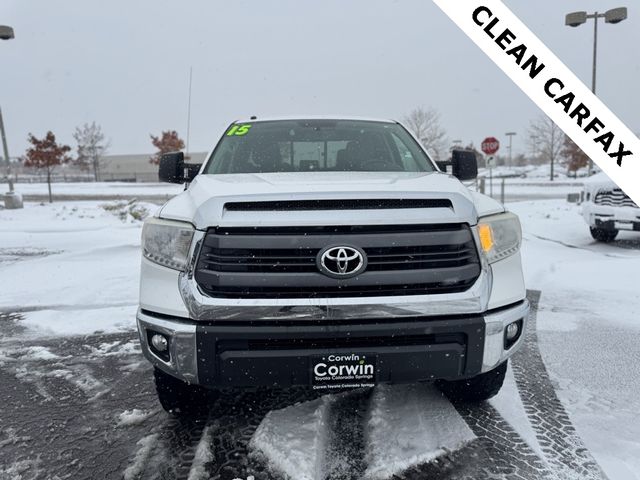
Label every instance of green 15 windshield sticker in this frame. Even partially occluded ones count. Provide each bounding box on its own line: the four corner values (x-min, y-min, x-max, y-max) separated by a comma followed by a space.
226, 124, 252, 136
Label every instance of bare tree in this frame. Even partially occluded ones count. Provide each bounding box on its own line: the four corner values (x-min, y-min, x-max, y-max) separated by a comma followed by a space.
73, 122, 109, 181
403, 107, 447, 161
527, 116, 564, 181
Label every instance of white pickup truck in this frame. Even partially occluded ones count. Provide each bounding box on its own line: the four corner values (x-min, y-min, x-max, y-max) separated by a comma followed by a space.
582, 172, 640, 242
137, 116, 528, 414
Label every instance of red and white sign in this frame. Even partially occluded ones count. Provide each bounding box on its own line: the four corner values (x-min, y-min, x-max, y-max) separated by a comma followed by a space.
481, 137, 500, 155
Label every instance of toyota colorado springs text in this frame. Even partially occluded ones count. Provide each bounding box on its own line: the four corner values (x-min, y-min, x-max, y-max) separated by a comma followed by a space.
137, 117, 529, 414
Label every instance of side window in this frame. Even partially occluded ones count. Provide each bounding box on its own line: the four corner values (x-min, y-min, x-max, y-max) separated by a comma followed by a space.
391, 133, 418, 171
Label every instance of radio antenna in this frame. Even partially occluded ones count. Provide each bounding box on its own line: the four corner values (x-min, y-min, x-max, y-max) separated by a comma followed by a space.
186, 66, 193, 157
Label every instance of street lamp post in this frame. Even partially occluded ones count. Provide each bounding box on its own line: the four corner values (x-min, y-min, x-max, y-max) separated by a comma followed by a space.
0, 25, 21, 208
505, 132, 517, 166
0, 107, 13, 192
565, 7, 628, 175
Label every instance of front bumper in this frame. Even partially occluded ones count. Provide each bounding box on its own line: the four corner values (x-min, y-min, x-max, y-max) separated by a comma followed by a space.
136, 299, 529, 387
582, 202, 640, 231
178, 269, 492, 321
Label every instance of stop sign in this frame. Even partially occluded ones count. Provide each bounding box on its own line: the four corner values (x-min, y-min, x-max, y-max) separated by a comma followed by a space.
481, 137, 500, 155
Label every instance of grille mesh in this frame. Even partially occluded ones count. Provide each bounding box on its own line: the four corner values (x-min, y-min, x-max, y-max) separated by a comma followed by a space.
594, 189, 638, 208
195, 224, 481, 299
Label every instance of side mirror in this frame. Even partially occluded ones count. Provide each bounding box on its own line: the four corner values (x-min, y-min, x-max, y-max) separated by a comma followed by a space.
184, 163, 201, 182
451, 150, 478, 181
435, 161, 449, 172
159, 152, 202, 183
159, 152, 185, 183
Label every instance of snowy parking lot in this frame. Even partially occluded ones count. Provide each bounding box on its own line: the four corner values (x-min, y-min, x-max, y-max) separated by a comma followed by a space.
6, 178, 581, 204
1, 198, 639, 480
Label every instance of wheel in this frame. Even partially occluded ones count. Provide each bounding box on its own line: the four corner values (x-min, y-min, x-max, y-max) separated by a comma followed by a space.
437, 360, 507, 403
154, 367, 211, 416
590, 227, 618, 242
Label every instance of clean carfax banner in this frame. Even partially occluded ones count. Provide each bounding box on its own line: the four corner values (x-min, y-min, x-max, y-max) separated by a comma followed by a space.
434, 0, 640, 206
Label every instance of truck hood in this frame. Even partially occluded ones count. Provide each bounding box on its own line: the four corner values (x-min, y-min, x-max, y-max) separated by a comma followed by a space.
159, 172, 501, 229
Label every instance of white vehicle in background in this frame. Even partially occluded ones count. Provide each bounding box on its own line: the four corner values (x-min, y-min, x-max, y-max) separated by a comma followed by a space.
582, 172, 640, 242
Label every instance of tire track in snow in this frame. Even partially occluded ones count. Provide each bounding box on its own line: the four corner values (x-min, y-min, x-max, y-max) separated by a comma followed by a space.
525, 233, 637, 258
448, 401, 553, 479
186, 423, 217, 480
121, 415, 210, 480
511, 290, 608, 480
123, 433, 160, 480
322, 389, 371, 480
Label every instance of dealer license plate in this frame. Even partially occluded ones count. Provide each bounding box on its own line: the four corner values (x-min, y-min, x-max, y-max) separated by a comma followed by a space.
311, 353, 377, 391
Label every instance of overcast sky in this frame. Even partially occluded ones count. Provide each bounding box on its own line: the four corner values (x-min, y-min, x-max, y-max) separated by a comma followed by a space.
1, 1, 638, 158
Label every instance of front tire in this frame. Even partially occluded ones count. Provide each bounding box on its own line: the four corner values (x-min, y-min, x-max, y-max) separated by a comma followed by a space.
590, 227, 618, 242
154, 367, 211, 416
437, 360, 507, 402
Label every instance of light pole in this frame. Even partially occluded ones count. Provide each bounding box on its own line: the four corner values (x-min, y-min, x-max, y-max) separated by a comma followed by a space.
0, 107, 13, 191
565, 7, 628, 175
0, 25, 21, 208
505, 132, 517, 166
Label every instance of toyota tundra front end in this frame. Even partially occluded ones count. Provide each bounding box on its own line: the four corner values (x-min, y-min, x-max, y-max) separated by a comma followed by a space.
136, 117, 529, 414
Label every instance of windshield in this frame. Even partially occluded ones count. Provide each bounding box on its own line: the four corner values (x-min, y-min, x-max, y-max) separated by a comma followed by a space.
204, 119, 436, 174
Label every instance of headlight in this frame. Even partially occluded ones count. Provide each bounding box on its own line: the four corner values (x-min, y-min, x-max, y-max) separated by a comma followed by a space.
477, 212, 522, 263
142, 217, 194, 271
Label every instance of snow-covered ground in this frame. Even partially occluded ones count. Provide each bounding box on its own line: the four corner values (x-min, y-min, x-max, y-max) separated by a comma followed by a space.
0, 200, 157, 338
362, 384, 475, 479
1, 197, 639, 479
509, 200, 640, 479
5, 177, 579, 201
477, 180, 582, 199
477, 163, 592, 180
4, 181, 182, 198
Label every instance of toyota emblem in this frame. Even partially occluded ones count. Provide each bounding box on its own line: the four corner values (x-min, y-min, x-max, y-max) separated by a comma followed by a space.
317, 245, 367, 278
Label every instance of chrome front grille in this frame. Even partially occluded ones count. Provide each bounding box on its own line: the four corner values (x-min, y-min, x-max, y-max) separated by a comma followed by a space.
194, 224, 481, 299
594, 189, 638, 208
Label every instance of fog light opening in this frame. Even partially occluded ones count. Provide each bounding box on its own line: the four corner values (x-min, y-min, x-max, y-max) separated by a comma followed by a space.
147, 331, 171, 362
151, 334, 168, 351
504, 320, 523, 350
